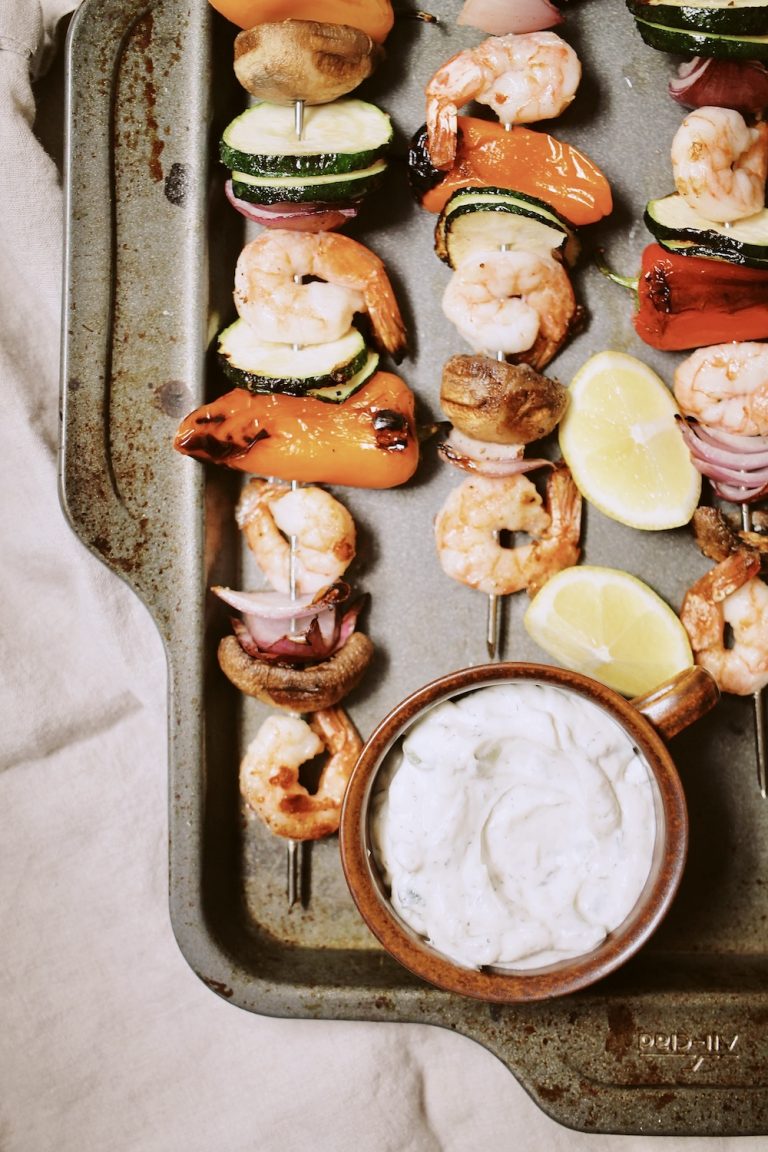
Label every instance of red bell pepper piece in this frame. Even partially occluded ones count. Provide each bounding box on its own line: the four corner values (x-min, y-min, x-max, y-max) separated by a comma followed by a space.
633, 244, 768, 351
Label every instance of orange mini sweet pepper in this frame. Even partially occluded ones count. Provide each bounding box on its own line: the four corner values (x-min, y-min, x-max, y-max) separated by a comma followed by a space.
207, 0, 394, 41
409, 116, 613, 227
174, 371, 419, 489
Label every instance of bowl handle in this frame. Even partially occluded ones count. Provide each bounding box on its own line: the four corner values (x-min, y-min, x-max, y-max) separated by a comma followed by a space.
630, 666, 719, 741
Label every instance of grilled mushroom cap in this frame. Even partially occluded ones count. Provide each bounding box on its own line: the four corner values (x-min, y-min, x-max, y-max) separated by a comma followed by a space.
233, 20, 383, 104
440, 353, 568, 444
218, 630, 374, 712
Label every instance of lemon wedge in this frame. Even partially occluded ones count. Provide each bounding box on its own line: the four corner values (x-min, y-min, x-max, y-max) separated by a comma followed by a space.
558, 350, 701, 530
523, 565, 693, 698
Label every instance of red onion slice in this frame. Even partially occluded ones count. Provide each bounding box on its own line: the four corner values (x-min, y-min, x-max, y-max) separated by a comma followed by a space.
212, 583, 358, 663
212, 586, 318, 618
677, 416, 768, 503
457, 0, 563, 34
230, 615, 340, 661
685, 430, 768, 470
712, 480, 768, 504
224, 180, 358, 231
669, 57, 768, 114
693, 423, 768, 458
438, 428, 553, 477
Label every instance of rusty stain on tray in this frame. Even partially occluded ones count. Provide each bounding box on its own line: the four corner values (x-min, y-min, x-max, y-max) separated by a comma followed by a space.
61, 0, 768, 1137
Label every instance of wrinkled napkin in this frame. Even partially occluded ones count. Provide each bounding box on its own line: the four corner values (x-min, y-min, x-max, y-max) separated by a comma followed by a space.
1, 2, 766, 1149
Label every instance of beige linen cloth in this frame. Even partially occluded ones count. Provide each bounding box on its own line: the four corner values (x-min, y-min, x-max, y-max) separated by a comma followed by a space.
1, 3, 765, 1149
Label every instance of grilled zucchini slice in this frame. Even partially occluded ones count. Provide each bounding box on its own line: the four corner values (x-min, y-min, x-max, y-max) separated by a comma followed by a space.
435, 188, 580, 268
645, 194, 768, 267
305, 350, 380, 403
220, 99, 392, 178
230, 160, 388, 204
218, 322, 369, 395
626, 0, 768, 35
632, 15, 768, 58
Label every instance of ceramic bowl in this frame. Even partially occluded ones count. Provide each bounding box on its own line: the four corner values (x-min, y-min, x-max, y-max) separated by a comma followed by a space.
339, 661, 718, 1003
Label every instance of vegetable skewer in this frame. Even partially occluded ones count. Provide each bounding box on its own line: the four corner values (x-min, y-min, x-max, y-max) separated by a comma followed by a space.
605, 27, 768, 798
423, 33, 590, 658
206, 67, 404, 901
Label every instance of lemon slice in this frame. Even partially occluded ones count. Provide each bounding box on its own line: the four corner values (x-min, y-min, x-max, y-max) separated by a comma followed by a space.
558, 350, 700, 530
523, 565, 693, 697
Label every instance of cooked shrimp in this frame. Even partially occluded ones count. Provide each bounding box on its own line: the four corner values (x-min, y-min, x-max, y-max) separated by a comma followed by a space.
434, 463, 581, 596
673, 342, 768, 436
240, 707, 363, 840
233, 230, 407, 356
237, 478, 356, 595
671, 107, 768, 224
442, 249, 576, 369
426, 31, 581, 168
680, 550, 768, 695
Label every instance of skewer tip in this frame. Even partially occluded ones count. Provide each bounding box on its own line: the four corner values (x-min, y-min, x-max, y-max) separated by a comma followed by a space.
486, 590, 500, 661
287, 838, 299, 907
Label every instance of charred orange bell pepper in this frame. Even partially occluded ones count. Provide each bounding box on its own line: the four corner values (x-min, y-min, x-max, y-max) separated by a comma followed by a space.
174, 371, 418, 488
207, 0, 394, 41
605, 244, 768, 351
409, 117, 613, 227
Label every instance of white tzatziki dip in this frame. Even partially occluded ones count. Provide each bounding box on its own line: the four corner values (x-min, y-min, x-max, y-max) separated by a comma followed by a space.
370, 682, 657, 971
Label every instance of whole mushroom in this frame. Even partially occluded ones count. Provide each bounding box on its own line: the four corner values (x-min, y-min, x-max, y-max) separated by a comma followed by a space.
234, 20, 384, 104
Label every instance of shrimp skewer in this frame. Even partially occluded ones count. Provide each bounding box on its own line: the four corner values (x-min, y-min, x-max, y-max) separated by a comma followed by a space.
434, 114, 577, 653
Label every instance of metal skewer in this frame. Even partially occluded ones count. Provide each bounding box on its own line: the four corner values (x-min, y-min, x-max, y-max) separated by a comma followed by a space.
286, 477, 303, 907
286, 99, 306, 905
286, 837, 300, 907
294, 98, 305, 141
486, 122, 513, 661
486, 345, 506, 661
741, 501, 767, 799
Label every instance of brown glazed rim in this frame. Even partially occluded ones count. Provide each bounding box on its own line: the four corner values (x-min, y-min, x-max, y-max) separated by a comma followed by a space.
339, 662, 689, 1004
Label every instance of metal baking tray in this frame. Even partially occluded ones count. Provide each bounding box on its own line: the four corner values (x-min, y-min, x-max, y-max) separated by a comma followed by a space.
60, 0, 768, 1135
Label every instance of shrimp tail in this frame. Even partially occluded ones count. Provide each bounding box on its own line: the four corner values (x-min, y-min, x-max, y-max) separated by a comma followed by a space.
314, 232, 408, 360
681, 549, 761, 650
363, 271, 409, 360
524, 462, 582, 596
546, 462, 582, 542
426, 99, 459, 170
697, 549, 761, 604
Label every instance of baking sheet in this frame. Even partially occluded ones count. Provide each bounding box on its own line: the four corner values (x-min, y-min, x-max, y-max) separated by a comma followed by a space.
61, 0, 768, 1134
